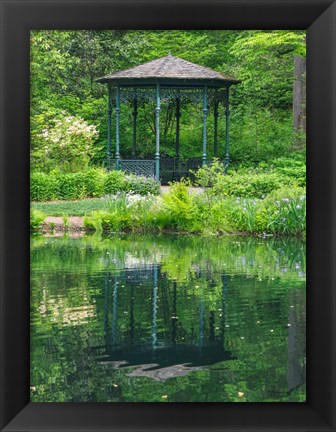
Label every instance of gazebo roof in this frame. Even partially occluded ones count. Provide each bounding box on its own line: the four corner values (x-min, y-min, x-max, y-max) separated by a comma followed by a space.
97, 54, 240, 87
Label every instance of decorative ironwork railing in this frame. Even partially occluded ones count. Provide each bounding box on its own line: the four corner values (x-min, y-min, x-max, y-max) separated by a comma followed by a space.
116, 87, 227, 106
111, 158, 213, 184
119, 159, 155, 177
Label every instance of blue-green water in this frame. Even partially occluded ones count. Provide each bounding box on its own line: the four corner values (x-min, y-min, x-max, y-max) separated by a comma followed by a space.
30, 234, 306, 402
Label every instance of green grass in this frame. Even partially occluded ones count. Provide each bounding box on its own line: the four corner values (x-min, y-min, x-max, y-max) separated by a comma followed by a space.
31, 198, 109, 216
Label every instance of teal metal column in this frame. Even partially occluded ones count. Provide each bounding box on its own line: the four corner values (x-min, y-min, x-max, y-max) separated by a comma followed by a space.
225, 86, 230, 173
202, 85, 208, 166
132, 97, 137, 158
155, 84, 161, 181
107, 83, 112, 170
214, 99, 219, 158
115, 85, 120, 170
175, 96, 181, 177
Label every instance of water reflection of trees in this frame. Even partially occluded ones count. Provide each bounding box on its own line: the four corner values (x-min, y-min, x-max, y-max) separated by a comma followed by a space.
96, 267, 235, 380
30, 234, 306, 401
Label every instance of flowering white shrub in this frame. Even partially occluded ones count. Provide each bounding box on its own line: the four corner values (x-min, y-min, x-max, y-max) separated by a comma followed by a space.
32, 112, 98, 173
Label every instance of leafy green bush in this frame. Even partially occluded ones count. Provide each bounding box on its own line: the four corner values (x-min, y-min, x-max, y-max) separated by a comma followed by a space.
95, 210, 132, 232
77, 182, 306, 237
194, 159, 303, 198
124, 174, 161, 195
30, 209, 46, 232
193, 159, 225, 188
31, 169, 160, 201
213, 172, 290, 198
55, 172, 86, 200
104, 170, 127, 194
257, 186, 306, 235
162, 181, 196, 230
83, 169, 106, 197
30, 172, 59, 201
268, 157, 306, 187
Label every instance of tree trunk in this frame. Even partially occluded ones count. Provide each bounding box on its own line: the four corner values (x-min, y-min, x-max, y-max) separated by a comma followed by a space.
293, 55, 306, 149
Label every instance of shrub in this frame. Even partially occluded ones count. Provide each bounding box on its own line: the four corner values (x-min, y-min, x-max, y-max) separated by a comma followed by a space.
194, 162, 296, 198
194, 195, 233, 234
213, 172, 290, 198
31, 112, 98, 173
257, 186, 306, 236
31, 169, 160, 202
104, 170, 127, 194
78, 183, 306, 237
30, 209, 46, 232
124, 174, 160, 195
55, 172, 86, 200
30, 172, 59, 201
193, 159, 225, 188
268, 157, 306, 187
162, 181, 196, 230
83, 169, 106, 197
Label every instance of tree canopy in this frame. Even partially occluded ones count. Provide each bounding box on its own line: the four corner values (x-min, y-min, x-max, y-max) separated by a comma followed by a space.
30, 30, 306, 171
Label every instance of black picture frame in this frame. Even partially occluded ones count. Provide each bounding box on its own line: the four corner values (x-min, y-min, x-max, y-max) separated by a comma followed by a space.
1, 0, 335, 431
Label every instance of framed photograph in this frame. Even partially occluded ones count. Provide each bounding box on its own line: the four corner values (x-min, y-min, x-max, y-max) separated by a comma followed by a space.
1, 0, 335, 431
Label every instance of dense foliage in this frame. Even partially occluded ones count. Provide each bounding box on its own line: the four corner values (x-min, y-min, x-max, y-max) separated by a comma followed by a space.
30, 30, 306, 238
31, 235, 305, 402
31, 159, 306, 237
31, 169, 160, 201
81, 182, 305, 237
30, 209, 46, 233
31, 30, 306, 168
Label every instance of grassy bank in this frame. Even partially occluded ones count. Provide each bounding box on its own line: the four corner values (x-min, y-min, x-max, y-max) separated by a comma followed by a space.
31, 159, 306, 238
32, 198, 110, 216
31, 185, 306, 238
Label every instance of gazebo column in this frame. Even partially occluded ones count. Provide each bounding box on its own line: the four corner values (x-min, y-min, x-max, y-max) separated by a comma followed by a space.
155, 83, 161, 181
225, 85, 230, 172
213, 99, 219, 158
202, 85, 208, 166
132, 97, 137, 158
107, 83, 112, 170
115, 85, 121, 170
175, 96, 181, 177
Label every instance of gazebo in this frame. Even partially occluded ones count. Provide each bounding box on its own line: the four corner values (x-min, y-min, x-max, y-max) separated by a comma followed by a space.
97, 54, 240, 181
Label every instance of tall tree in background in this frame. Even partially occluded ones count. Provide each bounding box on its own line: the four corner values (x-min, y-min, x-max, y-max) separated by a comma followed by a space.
30, 30, 306, 168
293, 55, 306, 148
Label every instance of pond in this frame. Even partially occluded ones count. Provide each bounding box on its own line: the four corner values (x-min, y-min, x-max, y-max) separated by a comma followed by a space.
30, 234, 306, 402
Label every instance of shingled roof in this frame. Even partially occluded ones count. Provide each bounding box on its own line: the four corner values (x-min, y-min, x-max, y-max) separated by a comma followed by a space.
97, 54, 240, 86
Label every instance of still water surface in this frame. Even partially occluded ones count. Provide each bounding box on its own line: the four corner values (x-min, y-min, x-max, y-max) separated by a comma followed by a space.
31, 234, 306, 402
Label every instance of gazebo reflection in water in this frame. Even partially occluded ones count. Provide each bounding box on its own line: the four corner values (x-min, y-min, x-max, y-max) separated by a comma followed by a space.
95, 264, 235, 381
